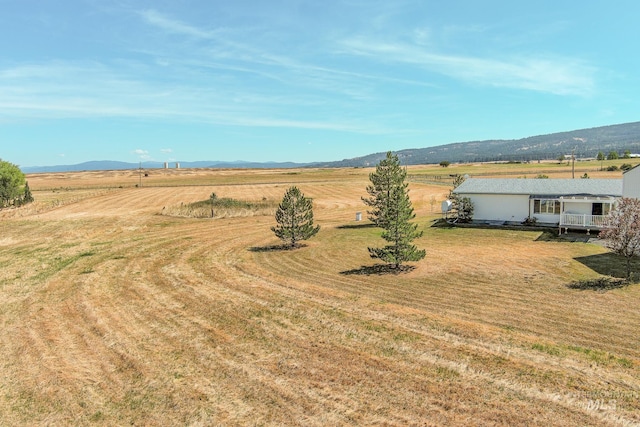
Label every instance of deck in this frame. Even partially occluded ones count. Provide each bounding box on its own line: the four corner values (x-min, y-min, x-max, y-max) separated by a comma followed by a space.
559, 213, 609, 233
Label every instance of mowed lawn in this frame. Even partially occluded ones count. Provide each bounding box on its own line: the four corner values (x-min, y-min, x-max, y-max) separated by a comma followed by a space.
0, 166, 638, 426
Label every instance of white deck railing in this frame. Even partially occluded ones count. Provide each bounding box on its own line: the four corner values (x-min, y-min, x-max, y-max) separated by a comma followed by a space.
560, 213, 609, 229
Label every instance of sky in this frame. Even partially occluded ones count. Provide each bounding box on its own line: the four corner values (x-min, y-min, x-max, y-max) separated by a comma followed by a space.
2, 0, 640, 167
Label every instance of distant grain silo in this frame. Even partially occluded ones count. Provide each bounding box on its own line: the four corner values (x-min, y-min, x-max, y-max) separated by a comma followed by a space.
164, 162, 169, 169
175, 162, 181, 169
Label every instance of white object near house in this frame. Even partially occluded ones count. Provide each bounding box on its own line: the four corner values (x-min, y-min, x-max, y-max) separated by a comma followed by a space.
441, 200, 452, 213
452, 177, 627, 233
355, 212, 362, 221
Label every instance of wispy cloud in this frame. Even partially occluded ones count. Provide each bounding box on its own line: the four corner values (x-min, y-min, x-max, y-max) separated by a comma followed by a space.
135, 10, 432, 94
160, 148, 173, 153
132, 149, 152, 160
138, 9, 217, 39
340, 38, 596, 96
0, 61, 389, 134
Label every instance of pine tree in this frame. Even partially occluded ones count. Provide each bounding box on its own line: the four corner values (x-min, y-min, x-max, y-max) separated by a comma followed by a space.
362, 151, 406, 228
271, 186, 320, 248
22, 181, 34, 205
447, 175, 473, 222
364, 152, 425, 268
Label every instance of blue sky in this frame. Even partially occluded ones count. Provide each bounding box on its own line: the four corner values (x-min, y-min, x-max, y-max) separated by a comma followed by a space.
2, 1, 640, 167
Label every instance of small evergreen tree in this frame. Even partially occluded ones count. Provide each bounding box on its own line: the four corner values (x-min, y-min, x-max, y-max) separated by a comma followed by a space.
448, 175, 473, 222
451, 174, 465, 188
22, 181, 34, 205
456, 196, 474, 223
364, 152, 425, 268
271, 186, 320, 248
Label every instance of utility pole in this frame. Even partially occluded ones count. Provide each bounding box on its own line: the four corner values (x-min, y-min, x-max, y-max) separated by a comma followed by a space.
571, 147, 576, 179
139, 162, 142, 187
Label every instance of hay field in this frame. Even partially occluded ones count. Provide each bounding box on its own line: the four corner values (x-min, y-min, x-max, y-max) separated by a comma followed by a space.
0, 165, 638, 426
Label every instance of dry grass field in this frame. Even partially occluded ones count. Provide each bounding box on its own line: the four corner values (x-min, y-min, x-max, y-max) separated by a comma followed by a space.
1, 161, 639, 426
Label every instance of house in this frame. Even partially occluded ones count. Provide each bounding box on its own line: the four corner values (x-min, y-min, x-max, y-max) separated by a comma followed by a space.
452, 174, 634, 233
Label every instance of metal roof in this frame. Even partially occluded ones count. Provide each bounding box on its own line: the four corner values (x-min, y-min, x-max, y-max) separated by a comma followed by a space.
453, 178, 623, 197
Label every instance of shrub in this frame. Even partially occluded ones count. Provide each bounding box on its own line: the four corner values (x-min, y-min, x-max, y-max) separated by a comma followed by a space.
456, 197, 474, 223
162, 196, 277, 218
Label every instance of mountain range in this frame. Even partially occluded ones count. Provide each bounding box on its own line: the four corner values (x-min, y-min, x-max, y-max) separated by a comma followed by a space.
21, 160, 310, 174
21, 121, 640, 173
313, 121, 640, 168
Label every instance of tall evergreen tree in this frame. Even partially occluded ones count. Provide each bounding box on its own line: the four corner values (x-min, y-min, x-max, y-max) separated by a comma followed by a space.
362, 151, 406, 228
364, 152, 425, 268
271, 186, 320, 248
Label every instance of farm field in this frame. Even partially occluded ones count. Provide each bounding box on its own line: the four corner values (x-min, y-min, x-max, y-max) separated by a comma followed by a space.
1, 162, 639, 426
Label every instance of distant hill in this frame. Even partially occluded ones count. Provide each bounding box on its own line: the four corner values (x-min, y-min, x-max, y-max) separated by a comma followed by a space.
21, 160, 311, 174
311, 121, 640, 167
20, 121, 640, 173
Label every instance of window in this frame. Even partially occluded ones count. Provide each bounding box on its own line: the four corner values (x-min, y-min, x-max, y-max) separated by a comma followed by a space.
533, 199, 561, 214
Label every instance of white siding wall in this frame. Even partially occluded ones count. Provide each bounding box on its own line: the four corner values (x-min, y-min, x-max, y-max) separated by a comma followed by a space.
623, 167, 640, 199
530, 213, 561, 223
562, 201, 592, 215
463, 194, 530, 222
